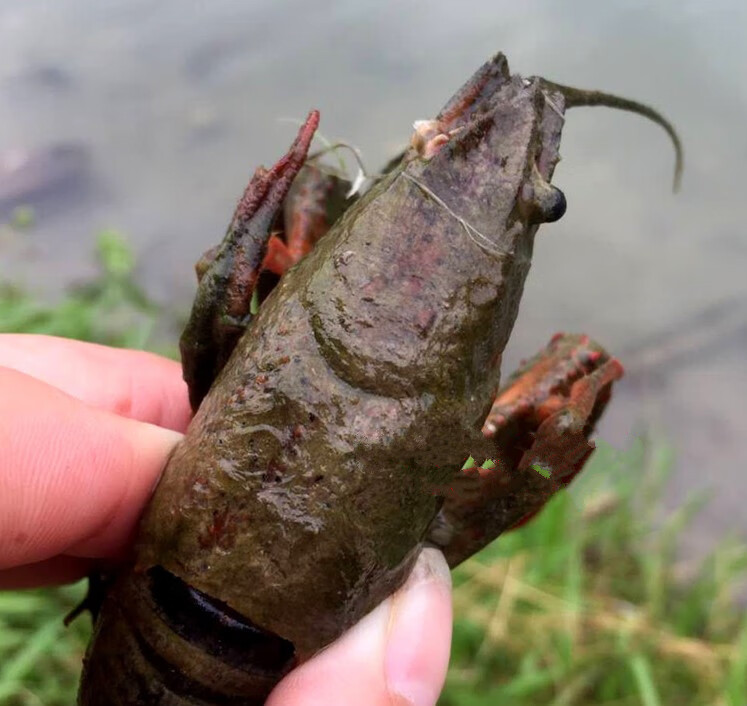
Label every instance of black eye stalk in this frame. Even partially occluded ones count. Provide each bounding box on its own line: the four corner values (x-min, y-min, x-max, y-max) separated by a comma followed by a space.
520, 166, 568, 225
543, 186, 567, 223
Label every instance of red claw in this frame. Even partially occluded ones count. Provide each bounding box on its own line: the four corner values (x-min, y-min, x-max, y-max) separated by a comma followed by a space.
432, 334, 624, 567
262, 235, 295, 276
233, 110, 320, 224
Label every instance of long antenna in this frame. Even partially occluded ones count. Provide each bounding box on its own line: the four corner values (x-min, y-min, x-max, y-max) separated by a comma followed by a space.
540, 79, 684, 191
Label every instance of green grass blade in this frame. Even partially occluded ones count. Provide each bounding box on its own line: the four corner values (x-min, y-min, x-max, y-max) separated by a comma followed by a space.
0, 618, 62, 700
627, 653, 662, 706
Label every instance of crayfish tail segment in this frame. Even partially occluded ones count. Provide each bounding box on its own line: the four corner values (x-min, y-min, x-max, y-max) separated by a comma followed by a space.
540, 79, 683, 191
79, 570, 295, 705
427, 334, 623, 568
180, 111, 319, 412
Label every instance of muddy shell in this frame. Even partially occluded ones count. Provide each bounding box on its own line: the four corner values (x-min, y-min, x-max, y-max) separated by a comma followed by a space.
77, 52, 680, 705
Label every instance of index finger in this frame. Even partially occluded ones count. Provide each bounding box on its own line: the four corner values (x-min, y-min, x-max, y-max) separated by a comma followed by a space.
0, 334, 190, 432
0, 367, 181, 571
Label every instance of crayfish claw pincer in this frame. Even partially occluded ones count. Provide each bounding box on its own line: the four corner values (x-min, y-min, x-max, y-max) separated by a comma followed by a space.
179, 110, 320, 411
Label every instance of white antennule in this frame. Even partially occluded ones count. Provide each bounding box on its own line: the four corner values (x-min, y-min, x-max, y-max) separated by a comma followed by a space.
278, 117, 377, 197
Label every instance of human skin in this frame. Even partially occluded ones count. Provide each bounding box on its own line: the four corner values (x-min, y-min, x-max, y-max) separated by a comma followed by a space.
0, 334, 452, 706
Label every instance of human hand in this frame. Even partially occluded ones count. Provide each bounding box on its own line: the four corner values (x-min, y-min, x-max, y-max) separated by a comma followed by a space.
0, 334, 452, 706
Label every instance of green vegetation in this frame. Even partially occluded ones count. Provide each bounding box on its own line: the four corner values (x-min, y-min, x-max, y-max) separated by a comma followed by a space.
0, 229, 158, 349
444, 441, 747, 706
1, 235, 746, 705
10, 206, 35, 231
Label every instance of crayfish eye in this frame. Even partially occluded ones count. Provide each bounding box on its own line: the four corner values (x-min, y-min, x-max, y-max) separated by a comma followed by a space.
519, 164, 567, 224
540, 186, 567, 223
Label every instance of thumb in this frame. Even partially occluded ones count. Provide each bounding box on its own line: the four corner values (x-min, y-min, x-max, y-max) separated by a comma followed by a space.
268, 547, 453, 706
0, 367, 181, 570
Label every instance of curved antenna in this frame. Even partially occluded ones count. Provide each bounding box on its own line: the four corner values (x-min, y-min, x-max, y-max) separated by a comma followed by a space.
540, 79, 684, 192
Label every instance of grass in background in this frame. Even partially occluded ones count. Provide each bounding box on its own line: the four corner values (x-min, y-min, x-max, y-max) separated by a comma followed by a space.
1, 235, 746, 705
444, 440, 747, 706
0, 229, 157, 349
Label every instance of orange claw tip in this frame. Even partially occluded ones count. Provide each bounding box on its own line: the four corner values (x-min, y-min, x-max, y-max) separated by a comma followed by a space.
596, 358, 625, 387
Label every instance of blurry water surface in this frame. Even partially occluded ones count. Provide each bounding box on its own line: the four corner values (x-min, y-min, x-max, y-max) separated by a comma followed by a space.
1, 0, 745, 554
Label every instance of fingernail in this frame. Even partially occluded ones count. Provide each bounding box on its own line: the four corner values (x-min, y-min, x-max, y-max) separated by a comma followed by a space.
385, 548, 452, 706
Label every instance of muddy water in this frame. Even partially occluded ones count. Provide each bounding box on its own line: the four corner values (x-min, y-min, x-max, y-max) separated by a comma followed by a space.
1, 0, 745, 555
